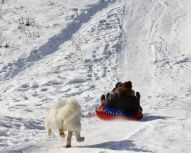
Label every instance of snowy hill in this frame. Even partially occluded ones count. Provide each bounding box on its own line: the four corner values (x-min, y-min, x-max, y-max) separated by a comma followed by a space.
0, 0, 191, 153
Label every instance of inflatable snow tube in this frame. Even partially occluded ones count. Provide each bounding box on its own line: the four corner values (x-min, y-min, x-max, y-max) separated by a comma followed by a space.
96, 104, 143, 121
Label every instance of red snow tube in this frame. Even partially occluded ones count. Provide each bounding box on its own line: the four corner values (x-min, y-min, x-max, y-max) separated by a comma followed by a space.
96, 104, 143, 121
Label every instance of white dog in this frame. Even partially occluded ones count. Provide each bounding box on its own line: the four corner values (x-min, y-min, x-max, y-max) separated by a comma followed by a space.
45, 99, 85, 147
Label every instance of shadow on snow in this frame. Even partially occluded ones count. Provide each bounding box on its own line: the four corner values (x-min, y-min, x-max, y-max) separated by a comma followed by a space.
78, 139, 153, 152
0, 0, 116, 80
141, 113, 171, 122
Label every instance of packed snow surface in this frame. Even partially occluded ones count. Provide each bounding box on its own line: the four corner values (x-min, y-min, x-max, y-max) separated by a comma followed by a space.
0, 0, 191, 152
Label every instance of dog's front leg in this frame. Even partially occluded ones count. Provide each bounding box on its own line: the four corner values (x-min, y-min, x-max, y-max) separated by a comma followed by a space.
66, 131, 73, 148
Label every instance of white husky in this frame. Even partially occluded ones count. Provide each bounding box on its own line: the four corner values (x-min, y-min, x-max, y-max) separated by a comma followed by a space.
45, 99, 85, 147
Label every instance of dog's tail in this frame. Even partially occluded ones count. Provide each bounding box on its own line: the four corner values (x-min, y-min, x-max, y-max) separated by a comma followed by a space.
57, 99, 81, 122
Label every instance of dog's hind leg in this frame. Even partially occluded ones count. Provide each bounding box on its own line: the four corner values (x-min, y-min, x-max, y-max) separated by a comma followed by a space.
58, 128, 65, 137
47, 129, 52, 137
66, 131, 73, 148
75, 131, 85, 142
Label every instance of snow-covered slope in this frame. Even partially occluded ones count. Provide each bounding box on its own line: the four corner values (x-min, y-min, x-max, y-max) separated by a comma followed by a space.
0, 0, 191, 153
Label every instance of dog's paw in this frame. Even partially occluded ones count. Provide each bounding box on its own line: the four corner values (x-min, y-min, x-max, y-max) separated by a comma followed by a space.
77, 137, 85, 142
65, 144, 71, 148
60, 133, 65, 138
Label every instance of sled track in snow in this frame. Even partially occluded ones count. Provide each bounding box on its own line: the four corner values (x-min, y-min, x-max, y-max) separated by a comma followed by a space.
0, 0, 117, 81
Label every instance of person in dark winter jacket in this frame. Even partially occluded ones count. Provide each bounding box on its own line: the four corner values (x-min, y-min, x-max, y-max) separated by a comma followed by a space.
100, 94, 106, 104
113, 81, 142, 113
115, 81, 135, 97
100, 82, 123, 105
100, 93, 112, 105
117, 94, 140, 113
100, 81, 142, 113
111, 82, 123, 95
